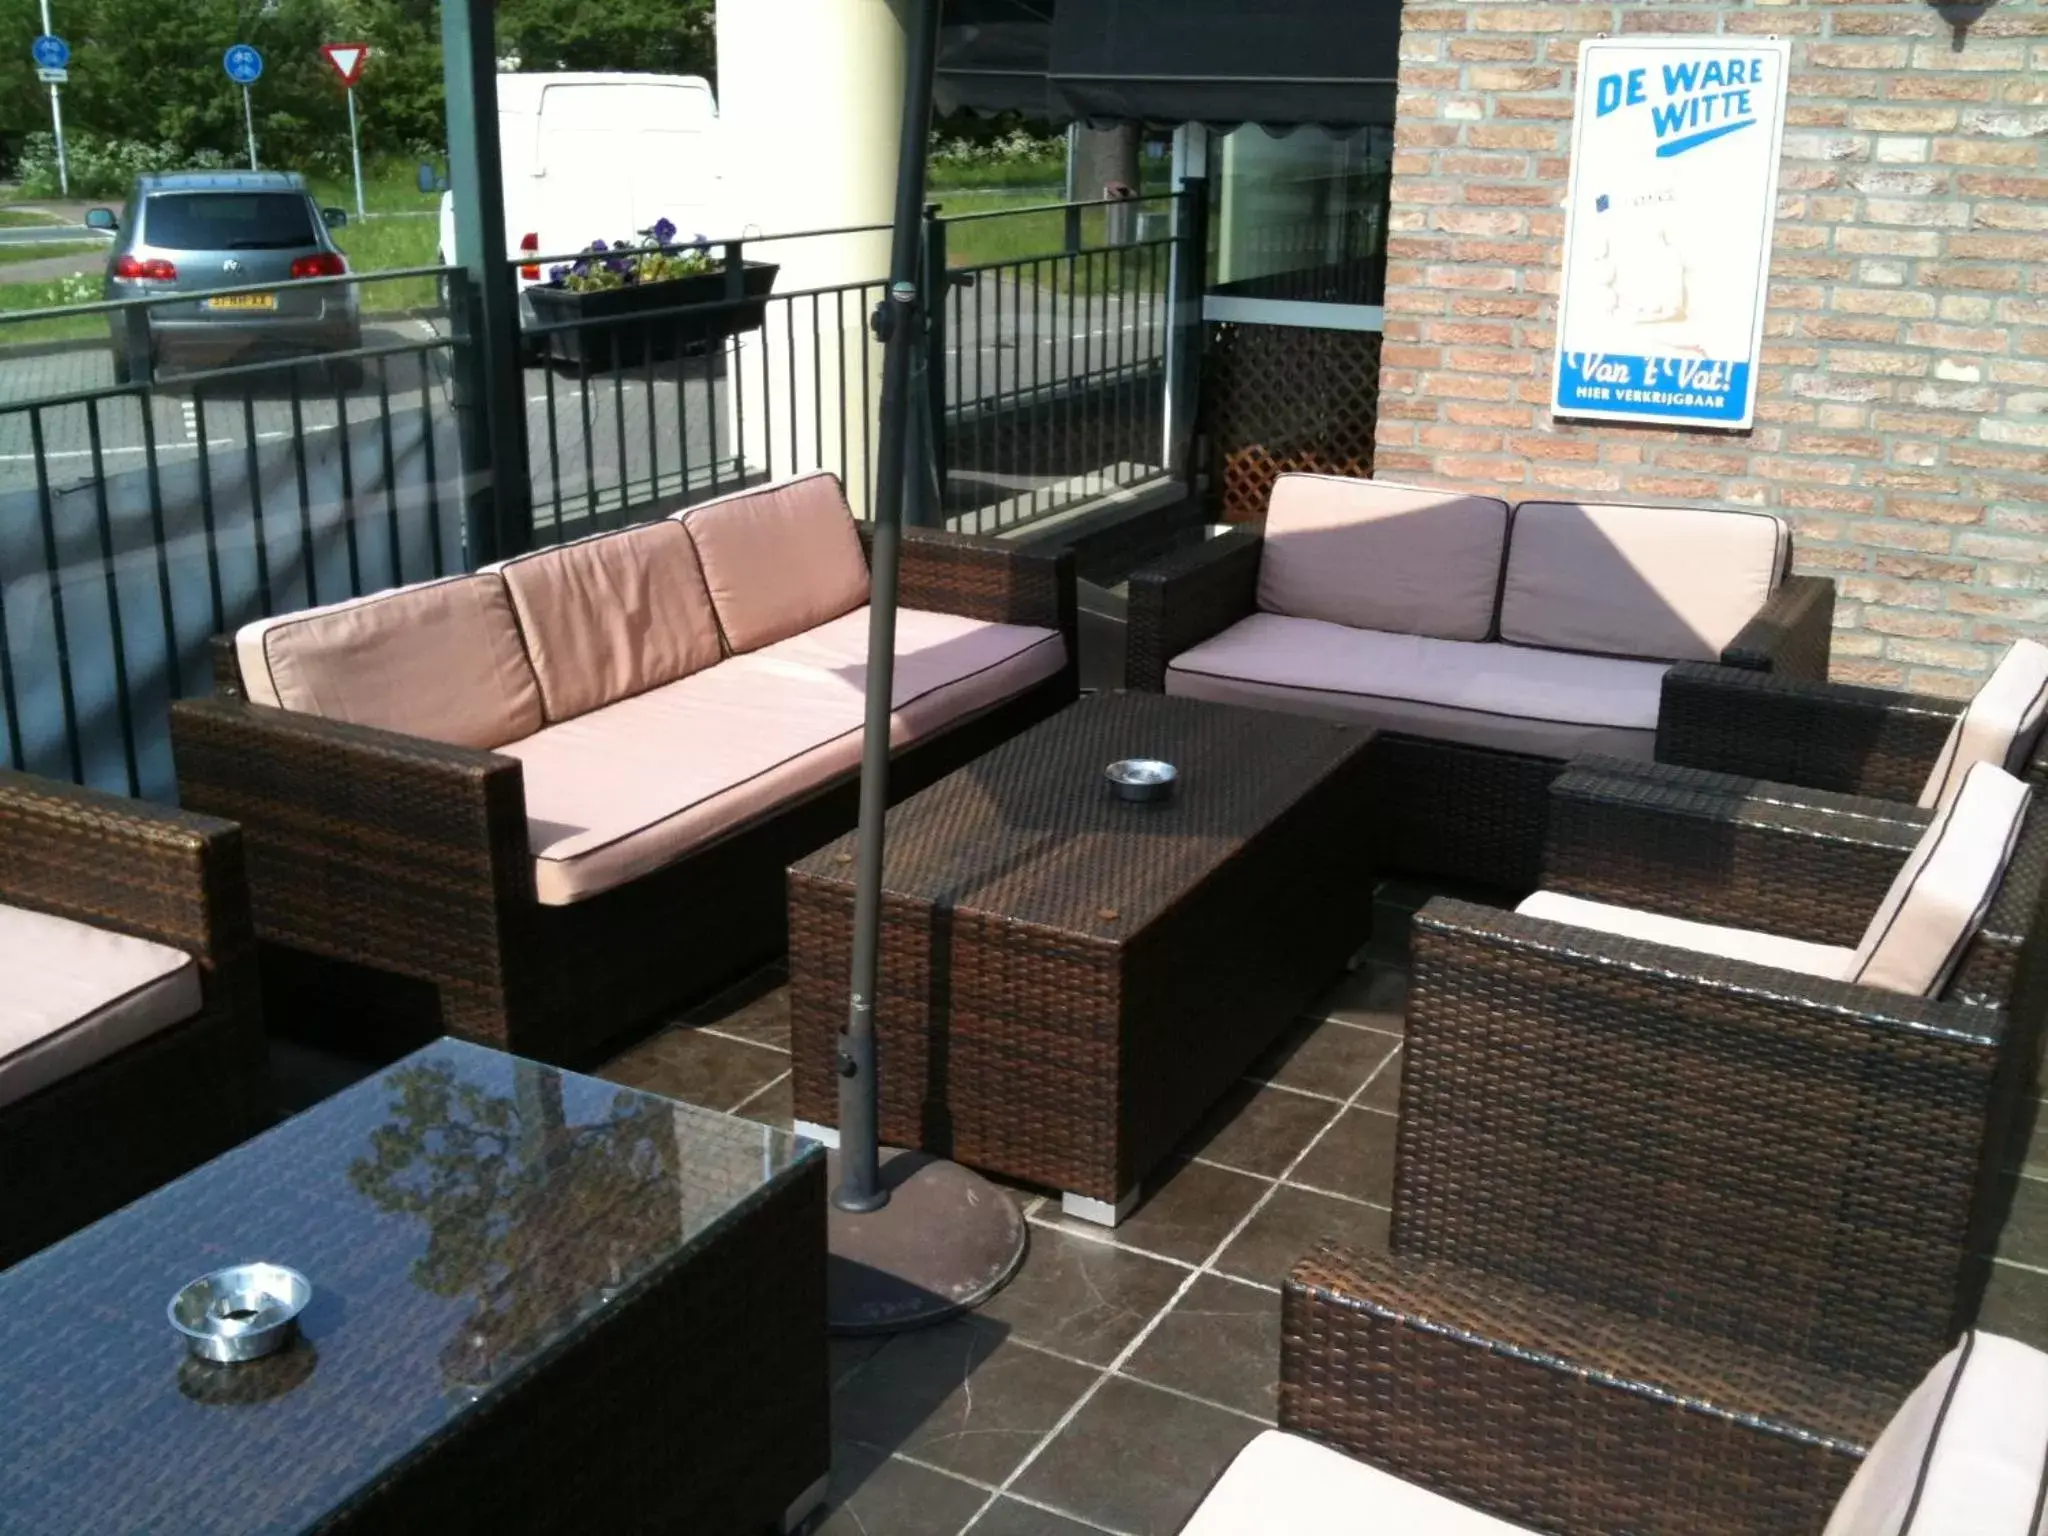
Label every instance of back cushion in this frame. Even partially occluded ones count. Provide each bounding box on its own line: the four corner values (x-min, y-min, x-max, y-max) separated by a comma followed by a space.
1255, 475, 1509, 642
1851, 762, 2031, 997
1821, 1331, 2048, 1536
680, 471, 870, 654
499, 521, 724, 722
1499, 501, 1787, 662
1917, 639, 2048, 814
236, 574, 544, 750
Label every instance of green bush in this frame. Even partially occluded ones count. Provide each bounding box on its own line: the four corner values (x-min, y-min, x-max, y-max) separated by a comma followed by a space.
930, 128, 1065, 187
17, 131, 242, 199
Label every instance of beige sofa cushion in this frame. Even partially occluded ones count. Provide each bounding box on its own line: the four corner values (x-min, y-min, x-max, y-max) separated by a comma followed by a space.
1182, 1430, 1529, 1536
0, 902, 202, 1110
752, 607, 1066, 745
504, 609, 1061, 904
1256, 474, 1510, 642
235, 574, 544, 749
1822, 1331, 2048, 1536
1167, 612, 1667, 763
497, 521, 724, 722
1517, 891, 1856, 980
1499, 501, 1787, 662
1917, 639, 2048, 814
678, 471, 870, 653
1851, 762, 2030, 997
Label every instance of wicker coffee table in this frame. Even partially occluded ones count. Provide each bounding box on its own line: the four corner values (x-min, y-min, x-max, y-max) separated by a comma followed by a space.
790, 691, 1374, 1224
0, 1038, 828, 1535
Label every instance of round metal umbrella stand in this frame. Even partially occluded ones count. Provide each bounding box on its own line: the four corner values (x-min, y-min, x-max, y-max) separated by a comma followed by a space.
823, 0, 1025, 1335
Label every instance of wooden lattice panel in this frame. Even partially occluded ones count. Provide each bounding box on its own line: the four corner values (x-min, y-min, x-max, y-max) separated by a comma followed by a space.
1202, 323, 1383, 522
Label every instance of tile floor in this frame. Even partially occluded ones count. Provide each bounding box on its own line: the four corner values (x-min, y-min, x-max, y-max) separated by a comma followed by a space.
596, 957, 1409, 1536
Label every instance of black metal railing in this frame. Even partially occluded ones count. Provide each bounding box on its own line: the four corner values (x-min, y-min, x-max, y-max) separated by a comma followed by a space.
0, 268, 462, 798
0, 193, 1199, 799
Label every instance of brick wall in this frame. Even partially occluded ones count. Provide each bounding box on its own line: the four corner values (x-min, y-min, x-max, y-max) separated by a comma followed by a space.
1377, 0, 2048, 693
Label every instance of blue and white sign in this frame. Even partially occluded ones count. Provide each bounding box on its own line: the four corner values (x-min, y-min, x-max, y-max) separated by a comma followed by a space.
223, 43, 264, 85
1552, 37, 1791, 431
31, 34, 68, 70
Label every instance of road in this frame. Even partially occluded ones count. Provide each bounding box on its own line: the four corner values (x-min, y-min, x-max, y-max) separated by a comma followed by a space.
0, 270, 1164, 509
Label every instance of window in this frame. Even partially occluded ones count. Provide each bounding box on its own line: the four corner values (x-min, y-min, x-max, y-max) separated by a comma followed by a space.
143, 194, 316, 251
1207, 125, 1391, 309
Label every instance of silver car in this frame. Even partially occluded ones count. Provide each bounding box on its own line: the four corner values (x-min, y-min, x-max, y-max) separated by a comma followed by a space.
88, 171, 362, 384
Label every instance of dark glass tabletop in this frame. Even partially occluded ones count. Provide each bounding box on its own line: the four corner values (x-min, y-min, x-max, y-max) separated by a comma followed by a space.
0, 1037, 817, 1535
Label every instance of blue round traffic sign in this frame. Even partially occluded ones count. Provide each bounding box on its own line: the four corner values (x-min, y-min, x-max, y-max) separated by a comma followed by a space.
223, 43, 263, 85
31, 34, 68, 70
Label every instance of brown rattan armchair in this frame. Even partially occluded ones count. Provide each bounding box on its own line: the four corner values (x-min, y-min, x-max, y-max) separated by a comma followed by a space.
0, 771, 270, 1268
169, 527, 1078, 1066
1124, 522, 1835, 890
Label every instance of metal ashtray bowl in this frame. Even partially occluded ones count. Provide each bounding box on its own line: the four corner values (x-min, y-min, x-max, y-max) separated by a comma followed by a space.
168, 1263, 311, 1364
1105, 758, 1178, 803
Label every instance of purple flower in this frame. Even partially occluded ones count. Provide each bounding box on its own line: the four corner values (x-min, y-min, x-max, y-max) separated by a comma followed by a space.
652, 216, 677, 245
547, 264, 570, 284
587, 238, 608, 254
570, 259, 590, 278
692, 233, 710, 254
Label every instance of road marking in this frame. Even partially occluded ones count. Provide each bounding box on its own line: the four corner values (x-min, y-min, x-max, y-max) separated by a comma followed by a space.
179, 398, 199, 444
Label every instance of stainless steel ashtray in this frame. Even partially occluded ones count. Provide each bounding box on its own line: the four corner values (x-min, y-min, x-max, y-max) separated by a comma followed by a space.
169, 1263, 311, 1364
1105, 758, 1177, 803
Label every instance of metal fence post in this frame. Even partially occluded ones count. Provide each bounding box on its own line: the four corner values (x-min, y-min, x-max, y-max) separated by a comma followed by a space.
440, 0, 531, 565
916, 204, 948, 529
1164, 178, 1209, 485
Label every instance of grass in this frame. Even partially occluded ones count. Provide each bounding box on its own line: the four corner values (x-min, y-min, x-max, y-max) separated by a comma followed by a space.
0, 241, 104, 269
940, 194, 1176, 293
0, 275, 107, 345
0, 207, 66, 228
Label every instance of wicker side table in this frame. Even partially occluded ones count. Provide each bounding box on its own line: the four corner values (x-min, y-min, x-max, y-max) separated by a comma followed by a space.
789, 692, 1375, 1224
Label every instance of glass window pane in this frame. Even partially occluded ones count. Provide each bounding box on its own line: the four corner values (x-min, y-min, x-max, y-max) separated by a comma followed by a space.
1207, 125, 1391, 306
143, 194, 316, 251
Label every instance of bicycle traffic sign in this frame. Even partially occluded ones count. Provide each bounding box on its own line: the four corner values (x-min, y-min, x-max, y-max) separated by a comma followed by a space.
223, 43, 263, 85
31, 34, 68, 70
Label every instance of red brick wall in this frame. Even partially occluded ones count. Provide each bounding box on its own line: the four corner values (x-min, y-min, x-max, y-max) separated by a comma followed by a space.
1377, 0, 2048, 692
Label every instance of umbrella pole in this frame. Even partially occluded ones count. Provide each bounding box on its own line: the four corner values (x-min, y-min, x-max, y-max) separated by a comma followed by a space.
826, 0, 1026, 1330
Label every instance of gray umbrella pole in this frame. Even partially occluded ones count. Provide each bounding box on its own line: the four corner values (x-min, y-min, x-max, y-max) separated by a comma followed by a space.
834, 0, 943, 1216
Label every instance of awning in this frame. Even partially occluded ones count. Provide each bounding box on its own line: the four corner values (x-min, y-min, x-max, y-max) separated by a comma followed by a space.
937, 0, 1401, 129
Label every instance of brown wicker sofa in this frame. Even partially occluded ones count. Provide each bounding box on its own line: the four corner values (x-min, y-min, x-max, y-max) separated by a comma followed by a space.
1125, 475, 1834, 890
170, 473, 1079, 1065
0, 770, 270, 1268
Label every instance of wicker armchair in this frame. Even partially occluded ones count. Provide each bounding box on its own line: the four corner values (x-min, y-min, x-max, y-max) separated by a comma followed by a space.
1125, 524, 1835, 891
170, 526, 1078, 1066
0, 771, 270, 1267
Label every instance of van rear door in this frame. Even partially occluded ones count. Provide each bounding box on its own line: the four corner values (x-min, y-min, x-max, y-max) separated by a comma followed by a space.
535, 80, 719, 254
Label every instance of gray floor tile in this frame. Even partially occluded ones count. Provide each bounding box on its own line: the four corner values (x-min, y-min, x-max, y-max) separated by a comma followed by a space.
597, 1025, 789, 1113
733, 1072, 794, 1129
968, 1496, 1114, 1535
1307, 963, 1406, 1033
980, 1226, 1190, 1366
1288, 1108, 1398, 1207
1357, 1047, 1402, 1114
1213, 1184, 1389, 1287
1033, 1159, 1266, 1266
1012, 1375, 1260, 1535
814, 1441, 989, 1536
1997, 1175, 2048, 1272
1982, 1261, 2048, 1352
1121, 1273, 1280, 1421
833, 1317, 1099, 1486
1250, 1016, 1399, 1100
1181, 1083, 1337, 1178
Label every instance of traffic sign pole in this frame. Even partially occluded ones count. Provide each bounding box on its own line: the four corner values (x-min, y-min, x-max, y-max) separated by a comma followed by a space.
346, 87, 365, 220
243, 86, 258, 171
36, 3, 67, 197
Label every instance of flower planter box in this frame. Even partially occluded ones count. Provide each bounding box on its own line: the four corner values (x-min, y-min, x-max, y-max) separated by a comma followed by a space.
526, 261, 780, 370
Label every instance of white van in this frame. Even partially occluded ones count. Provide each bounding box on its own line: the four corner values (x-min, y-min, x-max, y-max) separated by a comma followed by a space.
438, 71, 723, 316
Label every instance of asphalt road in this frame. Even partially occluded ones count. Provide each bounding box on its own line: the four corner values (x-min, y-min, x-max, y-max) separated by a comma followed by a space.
0, 270, 1163, 506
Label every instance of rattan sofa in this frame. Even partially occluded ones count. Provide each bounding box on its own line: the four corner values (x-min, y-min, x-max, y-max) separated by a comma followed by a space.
170, 475, 1079, 1064
1125, 476, 1834, 890
0, 770, 270, 1267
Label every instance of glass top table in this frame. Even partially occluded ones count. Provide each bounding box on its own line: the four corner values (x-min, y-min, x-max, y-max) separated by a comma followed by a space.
0, 1037, 820, 1534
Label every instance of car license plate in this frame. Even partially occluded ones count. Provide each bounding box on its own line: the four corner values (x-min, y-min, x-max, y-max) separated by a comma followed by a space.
204, 292, 277, 311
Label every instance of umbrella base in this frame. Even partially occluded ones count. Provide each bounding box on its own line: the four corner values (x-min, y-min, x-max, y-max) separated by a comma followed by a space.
825, 1147, 1027, 1335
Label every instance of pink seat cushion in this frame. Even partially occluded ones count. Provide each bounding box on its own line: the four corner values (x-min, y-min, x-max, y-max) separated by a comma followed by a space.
0, 902, 202, 1110
752, 607, 1066, 746
497, 521, 725, 722
1499, 501, 1787, 662
503, 610, 1065, 905
678, 472, 871, 653
1851, 762, 2031, 997
1822, 1331, 2048, 1536
1256, 474, 1510, 643
235, 573, 544, 750
1917, 639, 2048, 814
1516, 891, 1855, 980
1167, 612, 1667, 763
